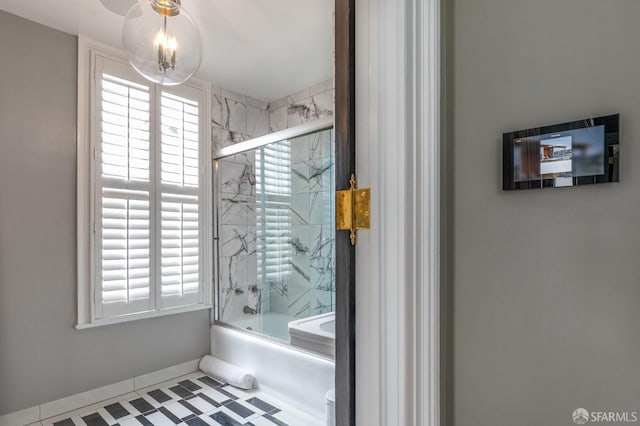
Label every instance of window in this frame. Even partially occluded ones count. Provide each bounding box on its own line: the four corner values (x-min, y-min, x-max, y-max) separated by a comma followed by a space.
77, 38, 211, 327
256, 140, 293, 287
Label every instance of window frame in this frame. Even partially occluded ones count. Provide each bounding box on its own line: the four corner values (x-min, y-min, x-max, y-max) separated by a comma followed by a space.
77, 36, 212, 329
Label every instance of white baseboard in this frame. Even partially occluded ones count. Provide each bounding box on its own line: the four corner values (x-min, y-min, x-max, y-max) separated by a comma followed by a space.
133, 359, 200, 391
0, 359, 200, 426
39, 379, 135, 420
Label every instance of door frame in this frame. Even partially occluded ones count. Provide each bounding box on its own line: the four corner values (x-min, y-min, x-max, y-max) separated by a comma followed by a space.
347, 0, 443, 424
334, 0, 356, 424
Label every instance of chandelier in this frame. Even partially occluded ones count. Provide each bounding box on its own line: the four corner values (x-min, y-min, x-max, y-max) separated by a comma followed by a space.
122, 0, 202, 85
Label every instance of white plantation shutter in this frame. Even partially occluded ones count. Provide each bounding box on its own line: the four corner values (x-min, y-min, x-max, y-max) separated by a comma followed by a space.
160, 93, 200, 187
90, 54, 206, 322
100, 75, 151, 181
159, 90, 201, 308
100, 192, 151, 309
96, 64, 154, 319
256, 141, 293, 284
161, 196, 199, 298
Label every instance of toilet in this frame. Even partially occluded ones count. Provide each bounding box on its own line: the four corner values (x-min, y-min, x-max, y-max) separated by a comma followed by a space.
325, 389, 336, 426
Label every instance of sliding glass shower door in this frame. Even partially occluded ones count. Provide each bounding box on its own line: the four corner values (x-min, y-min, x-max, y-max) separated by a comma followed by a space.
214, 125, 335, 343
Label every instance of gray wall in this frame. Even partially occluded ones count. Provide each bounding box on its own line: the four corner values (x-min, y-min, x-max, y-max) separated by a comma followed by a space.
449, 0, 640, 425
0, 11, 210, 415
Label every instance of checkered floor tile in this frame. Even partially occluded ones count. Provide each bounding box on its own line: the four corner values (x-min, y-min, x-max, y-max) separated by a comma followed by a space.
38, 373, 323, 426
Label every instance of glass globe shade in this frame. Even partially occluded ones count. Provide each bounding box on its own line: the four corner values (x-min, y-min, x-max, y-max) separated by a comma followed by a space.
122, 0, 202, 85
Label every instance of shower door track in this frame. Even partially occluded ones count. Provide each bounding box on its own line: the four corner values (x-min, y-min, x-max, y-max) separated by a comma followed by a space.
212, 117, 334, 161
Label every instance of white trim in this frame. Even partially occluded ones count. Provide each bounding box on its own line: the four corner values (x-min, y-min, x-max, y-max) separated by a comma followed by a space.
40, 379, 135, 420
75, 303, 212, 330
354, 0, 382, 422
0, 359, 200, 425
410, 0, 441, 423
76, 36, 103, 326
202, 82, 213, 308
77, 36, 90, 326
355, 0, 440, 424
77, 35, 145, 326
133, 358, 201, 390
355, 0, 409, 422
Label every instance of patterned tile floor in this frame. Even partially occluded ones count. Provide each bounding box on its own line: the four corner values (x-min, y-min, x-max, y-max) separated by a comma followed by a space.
36, 372, 323, 426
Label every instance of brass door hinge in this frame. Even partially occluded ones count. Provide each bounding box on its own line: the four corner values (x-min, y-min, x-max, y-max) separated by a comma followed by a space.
336, 174, 370, 246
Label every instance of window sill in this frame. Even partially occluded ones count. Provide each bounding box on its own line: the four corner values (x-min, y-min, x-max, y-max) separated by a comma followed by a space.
75, 304, 213, 330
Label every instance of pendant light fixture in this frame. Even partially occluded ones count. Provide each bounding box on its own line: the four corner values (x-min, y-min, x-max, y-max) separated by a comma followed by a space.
122, 0, 202, 86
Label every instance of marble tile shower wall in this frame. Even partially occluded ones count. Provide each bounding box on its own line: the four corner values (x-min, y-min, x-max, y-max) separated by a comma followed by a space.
217, 151, 259, 323
268, 80, 334, 132
213, 81, 334, 326
212, 86, 265, 323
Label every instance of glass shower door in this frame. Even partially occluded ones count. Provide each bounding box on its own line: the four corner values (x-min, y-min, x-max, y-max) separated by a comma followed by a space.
214, 127, 335, 343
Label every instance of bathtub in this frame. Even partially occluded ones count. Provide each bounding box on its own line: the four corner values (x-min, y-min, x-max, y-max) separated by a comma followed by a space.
288, 312, 336, 358
211, 324, 335, 420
